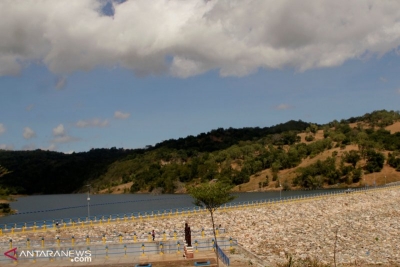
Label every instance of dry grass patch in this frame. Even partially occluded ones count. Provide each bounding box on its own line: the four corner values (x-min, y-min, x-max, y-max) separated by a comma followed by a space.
385, 121, 400, 134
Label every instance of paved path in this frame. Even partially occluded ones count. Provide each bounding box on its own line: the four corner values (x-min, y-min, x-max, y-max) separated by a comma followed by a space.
0, 251, 221, 267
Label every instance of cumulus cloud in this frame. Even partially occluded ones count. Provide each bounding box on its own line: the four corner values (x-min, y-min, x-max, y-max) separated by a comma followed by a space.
1, 0, 400, 78
0, 123, 5, 135
275, 104, 292, 110
114, 111, 130, 119
23, 127, 36, 139
75, 118, 109, 128
51, 123, 78, 143
53, 124, 66, 136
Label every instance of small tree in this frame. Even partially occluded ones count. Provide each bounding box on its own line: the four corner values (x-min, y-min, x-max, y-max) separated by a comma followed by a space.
263, 175, 269, 187
187, 182, 236, 267
282, 178, 291, 191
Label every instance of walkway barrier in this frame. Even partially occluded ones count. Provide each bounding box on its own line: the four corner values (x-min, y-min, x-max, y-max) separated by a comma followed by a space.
0, 237, 237, 264
1, 182, 400, 233
216, 243, 230, 266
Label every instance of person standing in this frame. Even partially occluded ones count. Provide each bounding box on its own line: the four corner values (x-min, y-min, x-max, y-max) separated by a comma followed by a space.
151, 230, 155, 241
184, 223, 191, 246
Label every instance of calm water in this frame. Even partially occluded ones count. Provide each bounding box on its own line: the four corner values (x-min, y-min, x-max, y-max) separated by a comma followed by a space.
0, 188, 347, 226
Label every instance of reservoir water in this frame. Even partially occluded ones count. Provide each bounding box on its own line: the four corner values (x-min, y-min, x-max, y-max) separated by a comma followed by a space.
0, 188, 347, 226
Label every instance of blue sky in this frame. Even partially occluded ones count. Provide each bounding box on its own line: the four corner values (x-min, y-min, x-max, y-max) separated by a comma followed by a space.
0, 0, 400, 153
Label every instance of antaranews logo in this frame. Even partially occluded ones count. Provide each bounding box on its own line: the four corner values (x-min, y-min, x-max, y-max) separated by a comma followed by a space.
4, 247, 17, 261
4, 247, 92, 262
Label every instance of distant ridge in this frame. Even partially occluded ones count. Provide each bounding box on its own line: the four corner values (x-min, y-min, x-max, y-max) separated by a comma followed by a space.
1, 110, 400, 196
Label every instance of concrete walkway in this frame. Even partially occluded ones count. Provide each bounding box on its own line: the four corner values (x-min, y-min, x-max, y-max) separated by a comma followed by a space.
0, 251, 221, 267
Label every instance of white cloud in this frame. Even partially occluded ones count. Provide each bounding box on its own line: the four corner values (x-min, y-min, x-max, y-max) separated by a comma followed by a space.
397, 88, 400, 94
0, 144, 14, 150
114, 111, 130, 119
76, 118, 109, 128
0, 123, 5, 135
23, 127, 36, 139
1, 1, 400, 78
53, 124, 65, 136
380, 77, 388, 83
50, 124, 78, 143
275, 104, 292, 110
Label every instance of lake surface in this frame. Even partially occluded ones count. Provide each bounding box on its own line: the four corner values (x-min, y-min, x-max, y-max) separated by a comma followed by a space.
0, 188, 348, 226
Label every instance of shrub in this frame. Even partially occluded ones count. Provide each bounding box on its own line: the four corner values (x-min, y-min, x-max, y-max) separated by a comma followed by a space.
365, 150, 385, 173
282, 179, 291, 191
305, 135, 315, 142
352, 168, 362, 183
0, 203, 11, 213
264, 175, 269, 187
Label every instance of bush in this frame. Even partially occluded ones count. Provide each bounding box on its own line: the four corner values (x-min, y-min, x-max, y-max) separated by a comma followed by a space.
0, 203, 11, 213
365, 150, 385, 173
352, 168, 362, 183
342, 150, 361, 167
388, 153, 400, 169
263, 175, 269, 187
130, 183, 141, 193
305, 135, 315, 142
341, 165, 354, 176
282, 179, 291, 191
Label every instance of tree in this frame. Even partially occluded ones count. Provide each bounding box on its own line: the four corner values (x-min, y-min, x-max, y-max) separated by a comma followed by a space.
263, 175, 270, 187
187, 182, 236, 266
282, 178, 291, 191
365, 150, 385, 173
342, 150, 361, 168
309, 124, 318, 134
305, 135, 315, 142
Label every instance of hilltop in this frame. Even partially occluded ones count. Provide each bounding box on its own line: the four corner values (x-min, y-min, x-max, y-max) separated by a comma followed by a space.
0, 110, 400, 195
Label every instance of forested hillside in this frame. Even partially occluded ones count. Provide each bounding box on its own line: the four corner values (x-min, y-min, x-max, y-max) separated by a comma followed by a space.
0, 120, 309, 194
0, 148, 138, 194
1, 110, 400, 195
97, 110, 400, 194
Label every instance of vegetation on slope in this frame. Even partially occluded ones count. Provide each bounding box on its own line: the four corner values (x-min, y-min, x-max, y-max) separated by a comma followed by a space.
0, 148, 138, 194
1, 110, 400, 195
95, 110, 400, 193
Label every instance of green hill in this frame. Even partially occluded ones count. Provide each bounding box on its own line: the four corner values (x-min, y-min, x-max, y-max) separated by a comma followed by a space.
1, 110, 400, 195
